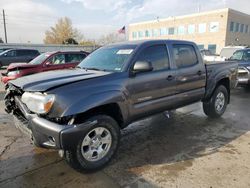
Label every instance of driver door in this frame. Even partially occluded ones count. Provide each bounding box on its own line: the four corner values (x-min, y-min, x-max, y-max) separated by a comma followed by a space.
127, 43, 176, 120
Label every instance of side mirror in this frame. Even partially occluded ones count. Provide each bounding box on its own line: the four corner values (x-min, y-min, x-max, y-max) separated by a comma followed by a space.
4, 53, 7, 57
133, 61, 153, 74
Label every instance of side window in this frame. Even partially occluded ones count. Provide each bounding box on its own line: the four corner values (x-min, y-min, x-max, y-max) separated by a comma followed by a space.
6, 50, 16, 57
16, 50, 28, 56
30, 50, 39, 56
137, 45, 170, 71
65, 53, 87, 63
48, 54, 65, 65
242, 51, 250, 61
173, 44, 198, 68
230, 50, 243, 60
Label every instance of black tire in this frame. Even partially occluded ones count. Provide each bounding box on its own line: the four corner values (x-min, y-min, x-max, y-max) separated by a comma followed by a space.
203, 85, 228, 118
64, 115, 120, 171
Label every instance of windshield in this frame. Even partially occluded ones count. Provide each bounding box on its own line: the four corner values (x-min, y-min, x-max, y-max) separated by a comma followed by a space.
78, 45, 136, 72
29, 53, 51, 65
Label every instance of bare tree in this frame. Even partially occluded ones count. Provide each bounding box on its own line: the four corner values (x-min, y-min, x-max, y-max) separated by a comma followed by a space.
44, 17, 82, 44
97, 33, 126, 45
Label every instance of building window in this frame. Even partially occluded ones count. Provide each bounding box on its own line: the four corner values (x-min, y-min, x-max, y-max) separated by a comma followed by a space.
178, 26, 186, 35
198, 23, 206, 33
245, 25, 249, 33
230, 22, 234, 32
235, 23, 240, 32
145, 30, 150, 37
188, 25, 195, 34
240, 24, 244, 33
138, 31, 144, 38
152, 29, 159, 37
210, 22, 219, 32
208, 44, 217, 54
160, 28, 167, 36
197, 44, 204, 50
168, 27, 175, 35
132, 32, 137, 39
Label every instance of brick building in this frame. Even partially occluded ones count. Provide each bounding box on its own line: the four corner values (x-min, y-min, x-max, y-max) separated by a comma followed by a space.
128, 8, 250, 54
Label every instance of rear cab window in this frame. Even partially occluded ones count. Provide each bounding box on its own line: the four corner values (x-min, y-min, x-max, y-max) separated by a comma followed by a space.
173, 44, 198, 68
136, 44, 170, 71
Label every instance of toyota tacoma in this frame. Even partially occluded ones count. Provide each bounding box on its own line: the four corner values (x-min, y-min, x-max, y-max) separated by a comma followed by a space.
4, 40, 238, 171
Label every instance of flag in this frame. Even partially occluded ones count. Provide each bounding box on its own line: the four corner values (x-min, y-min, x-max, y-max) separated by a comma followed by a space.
118, 26, 125, 34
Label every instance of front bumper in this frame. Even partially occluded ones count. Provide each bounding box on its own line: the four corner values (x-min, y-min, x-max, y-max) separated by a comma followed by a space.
237, 67, 250, 85
10, 96, 96, 150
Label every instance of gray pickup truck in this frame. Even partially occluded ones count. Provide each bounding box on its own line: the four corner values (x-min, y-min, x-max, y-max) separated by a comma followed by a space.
4, 40, 238, 171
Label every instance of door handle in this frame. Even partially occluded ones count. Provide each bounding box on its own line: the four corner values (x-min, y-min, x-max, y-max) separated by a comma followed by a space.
197, 70, 202, 76
166, 75, 174, 81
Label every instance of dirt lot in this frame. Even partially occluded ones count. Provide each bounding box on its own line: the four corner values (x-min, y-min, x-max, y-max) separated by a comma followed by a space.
0, 80, 250, 187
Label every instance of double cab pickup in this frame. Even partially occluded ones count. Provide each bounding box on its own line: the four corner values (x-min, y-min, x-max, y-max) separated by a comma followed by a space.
5, 40, 238, 171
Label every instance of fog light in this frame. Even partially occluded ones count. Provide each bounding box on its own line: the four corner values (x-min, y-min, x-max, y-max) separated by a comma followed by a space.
58, 150, 64, 158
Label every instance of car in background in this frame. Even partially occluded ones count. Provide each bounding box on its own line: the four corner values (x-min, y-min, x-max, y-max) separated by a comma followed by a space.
0, 48, 12, 53
203, 46, 248, 63
1, 51, 89, 84
200, 49, 218, 62
228, 48, 250, 86
0, 49, 40, 68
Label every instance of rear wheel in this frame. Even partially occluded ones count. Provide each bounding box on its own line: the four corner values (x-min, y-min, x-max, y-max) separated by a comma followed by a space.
64, 115, 120, 171
203, 85, 228, 118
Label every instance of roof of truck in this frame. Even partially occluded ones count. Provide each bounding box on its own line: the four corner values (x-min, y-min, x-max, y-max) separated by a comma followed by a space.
106, 39, 196, 48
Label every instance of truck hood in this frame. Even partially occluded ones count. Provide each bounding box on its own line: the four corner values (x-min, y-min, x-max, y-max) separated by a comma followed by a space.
10, 69, 111, 92
7, 62, 38, 70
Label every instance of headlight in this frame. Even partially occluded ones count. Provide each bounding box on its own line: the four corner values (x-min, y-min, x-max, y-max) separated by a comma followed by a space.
247, 66, 250, 70
21, 92, 55, 114
7, 70, 20, 76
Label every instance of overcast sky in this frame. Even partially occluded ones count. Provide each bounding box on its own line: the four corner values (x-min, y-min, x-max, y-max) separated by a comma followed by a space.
0, 0, 250, 43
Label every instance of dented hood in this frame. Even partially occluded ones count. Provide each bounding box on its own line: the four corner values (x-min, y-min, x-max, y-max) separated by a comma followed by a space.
10, 68, 111, 92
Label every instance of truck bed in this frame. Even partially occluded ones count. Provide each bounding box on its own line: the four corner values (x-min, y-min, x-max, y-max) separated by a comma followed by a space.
204, 61, 238, 100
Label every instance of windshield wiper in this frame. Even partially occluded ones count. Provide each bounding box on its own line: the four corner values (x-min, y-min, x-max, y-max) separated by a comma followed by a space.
81, 67, 109, 72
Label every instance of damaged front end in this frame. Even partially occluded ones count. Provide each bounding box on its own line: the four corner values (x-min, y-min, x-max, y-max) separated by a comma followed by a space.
3, 83, 82, 150
4, 84, 24, 115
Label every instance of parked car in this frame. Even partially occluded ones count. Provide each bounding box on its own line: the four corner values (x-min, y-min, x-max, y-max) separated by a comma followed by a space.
203, 46, 248, 62
0, 49, 40, 68
228, 48, 250, 86
1, 51, 89, 84
200, 49, 218, 62
5, 40, 238, 171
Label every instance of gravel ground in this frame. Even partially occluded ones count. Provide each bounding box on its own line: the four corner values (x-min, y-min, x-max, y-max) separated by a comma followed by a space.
0, 87, 250, 188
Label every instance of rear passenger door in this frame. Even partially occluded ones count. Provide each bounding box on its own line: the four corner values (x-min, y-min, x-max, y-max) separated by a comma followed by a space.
16, 50, 30, 62
172, 44, 206, 106
128, 43, 176, 119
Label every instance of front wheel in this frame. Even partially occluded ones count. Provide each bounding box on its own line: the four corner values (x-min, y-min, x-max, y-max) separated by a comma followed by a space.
64, 115, 120, 171
203, 85, 228, 118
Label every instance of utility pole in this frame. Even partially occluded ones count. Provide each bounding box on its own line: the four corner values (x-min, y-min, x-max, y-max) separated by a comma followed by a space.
3, 9, 7, 43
